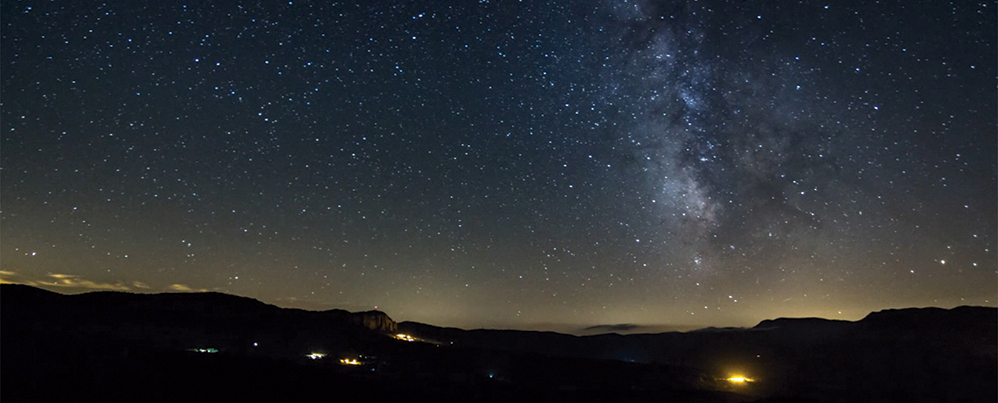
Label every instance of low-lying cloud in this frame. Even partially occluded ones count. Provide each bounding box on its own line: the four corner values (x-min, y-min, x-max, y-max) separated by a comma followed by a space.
168, 283, 207, 292
0, 271, 205, 293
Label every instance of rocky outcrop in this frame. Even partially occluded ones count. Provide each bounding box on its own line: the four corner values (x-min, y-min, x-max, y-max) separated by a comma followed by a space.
351, 310, 397, 333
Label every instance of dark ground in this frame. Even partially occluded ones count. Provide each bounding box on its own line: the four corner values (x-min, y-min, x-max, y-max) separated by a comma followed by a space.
3, 284, 994, 403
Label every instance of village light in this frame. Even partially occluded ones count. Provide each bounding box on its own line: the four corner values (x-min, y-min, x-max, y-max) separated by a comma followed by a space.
727, 375, 753, 384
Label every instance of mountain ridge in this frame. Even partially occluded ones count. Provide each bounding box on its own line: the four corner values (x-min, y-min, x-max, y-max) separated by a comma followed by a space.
5, 283, 991, 337
3, 284, 995, 403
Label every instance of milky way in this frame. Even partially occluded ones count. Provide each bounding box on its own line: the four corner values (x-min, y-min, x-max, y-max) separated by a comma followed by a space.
2, 0, 995, 331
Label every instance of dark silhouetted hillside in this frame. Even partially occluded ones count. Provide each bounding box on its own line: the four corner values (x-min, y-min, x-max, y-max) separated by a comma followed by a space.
402, 306, 996, 402
3, 284, 994, 403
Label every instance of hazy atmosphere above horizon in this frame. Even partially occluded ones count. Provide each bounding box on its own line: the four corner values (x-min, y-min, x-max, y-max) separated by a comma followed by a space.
2, 0, 995, 331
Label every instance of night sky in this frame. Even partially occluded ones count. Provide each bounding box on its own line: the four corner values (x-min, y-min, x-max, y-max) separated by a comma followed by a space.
2, 1, 995, 332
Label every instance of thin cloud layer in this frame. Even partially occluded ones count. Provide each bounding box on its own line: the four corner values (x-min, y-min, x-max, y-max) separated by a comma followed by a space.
45, 274, 130, 291
168, 283, 206, 292
0, 271, 204, 293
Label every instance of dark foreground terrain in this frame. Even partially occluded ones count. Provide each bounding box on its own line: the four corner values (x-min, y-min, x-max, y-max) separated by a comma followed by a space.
2, 284, 995, 402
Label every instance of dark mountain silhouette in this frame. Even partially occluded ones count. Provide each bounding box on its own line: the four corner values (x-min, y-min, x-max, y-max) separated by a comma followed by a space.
401, 306, 996, 402
3, 284, 994, 403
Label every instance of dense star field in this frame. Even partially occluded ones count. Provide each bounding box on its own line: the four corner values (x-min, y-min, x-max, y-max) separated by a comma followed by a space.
2, 1, 995, 330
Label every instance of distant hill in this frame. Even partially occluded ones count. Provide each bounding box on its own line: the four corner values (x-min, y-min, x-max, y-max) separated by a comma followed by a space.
1, 283, 398, 355
401, 306, 996, 402
3, 284, 995, 403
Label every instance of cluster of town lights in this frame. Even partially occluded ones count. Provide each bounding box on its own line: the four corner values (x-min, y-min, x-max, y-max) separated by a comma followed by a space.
395, 333, 415, 342
727, 375, 753, 384
306, 352, 366, 365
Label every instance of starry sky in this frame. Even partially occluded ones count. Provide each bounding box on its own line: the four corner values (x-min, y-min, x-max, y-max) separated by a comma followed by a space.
2, 0, 995, 332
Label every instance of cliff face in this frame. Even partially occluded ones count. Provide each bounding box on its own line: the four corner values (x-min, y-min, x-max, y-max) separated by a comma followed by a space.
352, 310, 397, 333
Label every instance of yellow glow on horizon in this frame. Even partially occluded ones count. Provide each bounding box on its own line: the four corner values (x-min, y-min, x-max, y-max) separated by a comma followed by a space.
339, 358, 361, 365
727, 375, 753, 383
